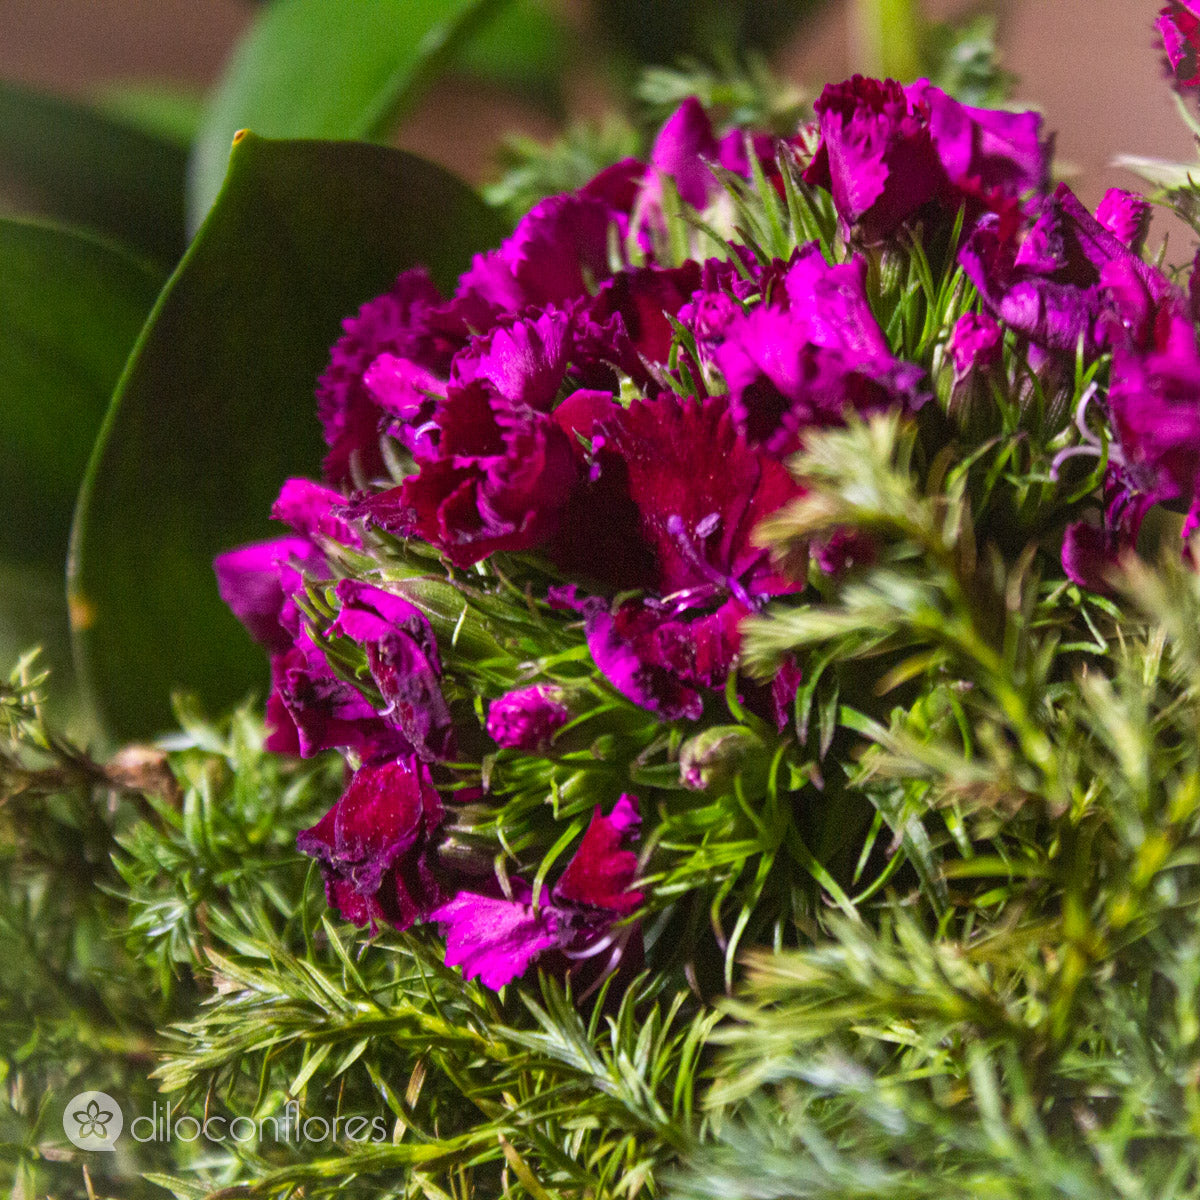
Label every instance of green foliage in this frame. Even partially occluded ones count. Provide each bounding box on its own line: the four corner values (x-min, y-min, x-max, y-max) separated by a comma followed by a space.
0, 218, 164, 720
487, 118, 644, 225
0, 655, 179, 1198
636, 55, 808, 134
0, 78, 189, 267
592, 0, 827, 73
657, 403, 1200, 1198
70, 134, 507, 744
925, 13, 1015, 107
187, 0, 516, 227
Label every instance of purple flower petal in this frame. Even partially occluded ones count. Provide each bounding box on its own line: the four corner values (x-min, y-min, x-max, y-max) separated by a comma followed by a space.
298, 757, 445, 930
431, 885, 561, 990
554, 796, 642, 912
352, 382, 580, 568
803, 75, 948, 241
599, 393, 802, 596
584, 601, 705, 721
458, 193, 616, 317
331, 580, 454, 762
647, 96, 721, 211
361, 353, 444, 455
906, 79, 1049, 200
451, 308, 575, 411
947, 312, 1002, 375
1095, 188, 1149, 249
1159, 2, 1200, 91
269, 637, 409, 760
584, 597, 751, 721
316, 268, 465, 485
214, 537, 323, 653
272, 478, 362, 547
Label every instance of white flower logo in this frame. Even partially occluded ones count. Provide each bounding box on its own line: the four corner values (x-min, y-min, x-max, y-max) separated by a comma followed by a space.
63, 1091, 123, 1151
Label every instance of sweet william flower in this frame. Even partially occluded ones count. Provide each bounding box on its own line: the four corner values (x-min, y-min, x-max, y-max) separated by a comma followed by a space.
582, 596, 745, 721
803, 75, 947, 241
214, 536, 323, 655
266, 635, 411, 760
947, 311, 1003, 375
1095, 188, 1149, 250
1159, 2, 1200, 91
431, 796, 642, 990
714, 247, 927, 453
297, 757, 446, 930
317, 268, 465, 485
959, 183, 1140, 355
1108, 312, 1200, 535
457, 192, 618, 318
804, 76, 1048, 243
905, 79, 1049, 201
595, 392, 802, 599
349, 379, 580, 567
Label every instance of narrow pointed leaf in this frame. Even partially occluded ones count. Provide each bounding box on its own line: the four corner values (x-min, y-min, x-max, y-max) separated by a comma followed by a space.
71, 134, 507, 741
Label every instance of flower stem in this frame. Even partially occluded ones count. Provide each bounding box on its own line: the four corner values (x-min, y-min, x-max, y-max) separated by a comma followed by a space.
851, 0, 924, 82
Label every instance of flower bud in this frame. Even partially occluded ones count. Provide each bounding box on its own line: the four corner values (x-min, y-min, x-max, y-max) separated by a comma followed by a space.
486, 684, 571, 752
679, 725, 767, 791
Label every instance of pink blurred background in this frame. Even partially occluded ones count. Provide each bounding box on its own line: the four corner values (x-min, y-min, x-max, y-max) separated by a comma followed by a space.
0, 0, 1193, 213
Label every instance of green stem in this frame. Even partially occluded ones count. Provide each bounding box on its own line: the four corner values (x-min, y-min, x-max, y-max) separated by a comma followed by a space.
851, 0, 924, 81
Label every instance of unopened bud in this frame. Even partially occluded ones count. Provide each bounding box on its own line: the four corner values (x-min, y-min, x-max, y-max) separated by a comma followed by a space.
679, 725, 766, 791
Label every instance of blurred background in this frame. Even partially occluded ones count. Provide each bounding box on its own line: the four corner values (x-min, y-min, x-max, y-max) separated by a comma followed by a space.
0, 0, 1191, 209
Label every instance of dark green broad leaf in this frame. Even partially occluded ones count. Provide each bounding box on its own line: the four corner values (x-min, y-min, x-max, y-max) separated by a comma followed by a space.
0, 79, 189, 267
72, 134, 507, 741
187, 0, 513, 229
0, 218, 165, 568
0, 218, 164, 720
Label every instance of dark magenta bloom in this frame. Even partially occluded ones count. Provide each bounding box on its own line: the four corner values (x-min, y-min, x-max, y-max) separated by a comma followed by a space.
330, 580, 454, 762
804, 76, 1048, 242
1108, 312, 1200, 532
803, 76, 947, 241
458, 193, 616, 317
1095, 188, 1149, 249
487, 684, 571, 751
214, 536, 323, 654
1159, 2, 1200, 91
1061, 474, 1155, 594
352, 381, 580, 567
431, 795, 642, 990
947, 311, 1003, 375
361, 353, 444, 457
714, 249, 926, 452
272, 478, 362, 548
647, 96, 722, 212
554, 794, 642, 912
317, 268, 464, 485
582, 263, 704, 387
584, 597, 745, 721
959, 184, 1127, 354
450, 308, 575, 411
905, 79, 1048, 201
597, 393, 802, 599
297, 757, 446, 930
267, 635, 410, 760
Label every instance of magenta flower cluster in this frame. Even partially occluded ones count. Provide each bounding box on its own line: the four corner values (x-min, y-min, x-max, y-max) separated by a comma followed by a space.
214, 60, 1200, 990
